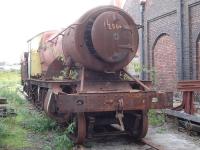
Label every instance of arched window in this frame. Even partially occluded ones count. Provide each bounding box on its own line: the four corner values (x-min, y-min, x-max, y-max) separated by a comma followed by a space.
152, 34, 177, 91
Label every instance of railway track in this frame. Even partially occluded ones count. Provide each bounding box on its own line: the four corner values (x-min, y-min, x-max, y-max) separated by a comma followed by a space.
140, 139, 164, 150
73, 135, 164, 150
165, 109, 200, 135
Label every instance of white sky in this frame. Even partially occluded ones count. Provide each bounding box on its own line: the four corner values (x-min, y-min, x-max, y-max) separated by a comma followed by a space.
0, 0, 111, 64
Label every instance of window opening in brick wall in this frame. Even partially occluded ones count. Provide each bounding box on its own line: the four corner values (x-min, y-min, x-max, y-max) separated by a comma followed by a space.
152, 34, 177, 92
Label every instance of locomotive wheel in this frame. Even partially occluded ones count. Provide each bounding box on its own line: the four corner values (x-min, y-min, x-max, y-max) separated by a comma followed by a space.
39, 88, 47, 110
124, 111, 148, 139
139, 111, 148, 139
70, 113, 86, 144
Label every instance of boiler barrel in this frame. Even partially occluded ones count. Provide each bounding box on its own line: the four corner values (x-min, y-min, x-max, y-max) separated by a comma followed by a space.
62, 6, 139, 72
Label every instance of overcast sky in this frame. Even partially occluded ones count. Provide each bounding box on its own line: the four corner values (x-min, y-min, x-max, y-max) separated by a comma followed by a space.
0, 0, 111, 64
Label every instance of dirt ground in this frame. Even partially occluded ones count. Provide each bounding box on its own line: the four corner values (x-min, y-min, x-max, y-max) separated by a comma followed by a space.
83, 122, 200, 150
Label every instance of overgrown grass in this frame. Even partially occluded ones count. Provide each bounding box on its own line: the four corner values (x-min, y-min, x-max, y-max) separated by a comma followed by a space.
0, 70, 73, 150
51, 123, 74, 150
0, 71, 30, 149
19, 110, 57, 133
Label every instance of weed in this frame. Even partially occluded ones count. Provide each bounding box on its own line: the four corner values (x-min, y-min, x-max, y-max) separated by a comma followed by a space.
148, 110, 165, 126
53, 122, 75, 150
0, 117, 30, 149
21, 111, 57, 133
0, 119, 8, 137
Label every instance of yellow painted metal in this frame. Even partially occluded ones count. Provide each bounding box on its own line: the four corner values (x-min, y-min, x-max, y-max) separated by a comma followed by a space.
31, 51, 42, 76
30, 35, 42, 76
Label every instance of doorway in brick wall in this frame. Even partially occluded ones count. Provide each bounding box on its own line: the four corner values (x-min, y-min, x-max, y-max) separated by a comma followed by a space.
152, 34, 177, 92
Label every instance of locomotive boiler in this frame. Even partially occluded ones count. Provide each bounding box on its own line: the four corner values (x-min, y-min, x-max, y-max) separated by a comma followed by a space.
21, 6, 172, 144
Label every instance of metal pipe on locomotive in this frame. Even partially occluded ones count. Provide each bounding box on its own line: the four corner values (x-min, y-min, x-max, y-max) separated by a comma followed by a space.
21, 6, 172, 144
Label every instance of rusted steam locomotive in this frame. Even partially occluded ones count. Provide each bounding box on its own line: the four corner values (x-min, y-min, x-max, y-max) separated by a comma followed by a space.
21, 6, 172, 143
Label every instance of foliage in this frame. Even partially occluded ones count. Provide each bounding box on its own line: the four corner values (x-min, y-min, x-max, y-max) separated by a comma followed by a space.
148, 110, 165, 126
0, 71, 30, 149
0, 70, 73, 149
19, 109, 57, 133
69, 69, 78, 80
53, 122, 74, 150
126, 62, 157, 85
0, 117, 30, 149
0, 70, 20, 88
0, 119, 8, 137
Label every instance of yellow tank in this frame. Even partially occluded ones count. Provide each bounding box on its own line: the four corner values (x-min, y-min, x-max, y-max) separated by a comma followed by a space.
31, 51, 42, 76
30, 35, 42, 76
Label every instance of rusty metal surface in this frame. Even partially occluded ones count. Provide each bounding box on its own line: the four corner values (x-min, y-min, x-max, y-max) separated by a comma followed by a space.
56, 91, 172, 113
27, 30, 66, 79
78, 81, 133, 93
23, 76, 173, 143
62, 6, 138, 72
28, 6, 138, 76
123, 69, 150, 91
43, 87, 70, 122
176, 80, 198, 114
182, 91, 195, 114
27, 78, 151, 90
136, 111, 148, 139
91, 11, 133, 63
75, 113, 86, 144
39, 31, 65, 78
141, 139, 164, 150
177, 80, 200, 91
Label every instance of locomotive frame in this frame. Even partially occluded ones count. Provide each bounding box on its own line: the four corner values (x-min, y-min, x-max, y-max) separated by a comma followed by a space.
22, 65, 172, 143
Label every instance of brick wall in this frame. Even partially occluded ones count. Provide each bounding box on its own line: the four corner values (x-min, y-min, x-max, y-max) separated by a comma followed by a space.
188, 2, 200, 79
153, 35, 177, 91
123, 0, 200, 91
197, 38, 200, 78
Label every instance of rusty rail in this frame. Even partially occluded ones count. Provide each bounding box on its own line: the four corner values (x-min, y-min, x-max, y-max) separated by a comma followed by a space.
74, 138, 164, 150
141, 139, 164, 150
177, 80, 200, 91
174, 80, 199, 114
165, 80, 200, 134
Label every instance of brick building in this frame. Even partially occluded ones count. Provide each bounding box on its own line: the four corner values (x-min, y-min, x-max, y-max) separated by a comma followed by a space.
118, 0, 200, 92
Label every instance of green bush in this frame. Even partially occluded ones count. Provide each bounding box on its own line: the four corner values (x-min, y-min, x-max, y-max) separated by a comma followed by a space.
53, 122, 74, 150
148, 110, 165, 126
